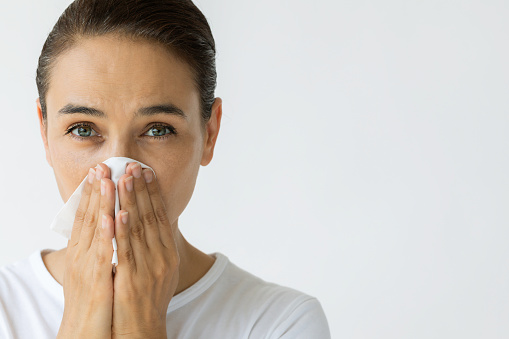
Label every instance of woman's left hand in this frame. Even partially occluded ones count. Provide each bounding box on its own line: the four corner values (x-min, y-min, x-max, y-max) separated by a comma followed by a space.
111, 162, 180, 338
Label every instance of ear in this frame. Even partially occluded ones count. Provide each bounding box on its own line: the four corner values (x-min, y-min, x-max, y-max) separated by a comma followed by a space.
37, 98, 53, 167
200, 97, 222, 166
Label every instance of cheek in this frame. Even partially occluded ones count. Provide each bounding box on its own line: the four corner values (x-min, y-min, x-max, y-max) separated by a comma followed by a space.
155, 140, 202, 221
49, 142, 98, 202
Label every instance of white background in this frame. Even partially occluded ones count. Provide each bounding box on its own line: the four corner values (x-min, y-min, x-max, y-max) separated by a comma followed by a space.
1, 0, 508, 338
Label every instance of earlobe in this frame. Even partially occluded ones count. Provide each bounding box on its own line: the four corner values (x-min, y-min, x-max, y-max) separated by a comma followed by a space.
37, 98, 53, 167
200, 97, 223, 166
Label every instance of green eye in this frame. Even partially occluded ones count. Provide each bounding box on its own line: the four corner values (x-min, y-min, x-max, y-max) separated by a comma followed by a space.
145, 125, 176, 138
72, 126, 96, 137
67, 124, 98, 138
147, 126, 167, 136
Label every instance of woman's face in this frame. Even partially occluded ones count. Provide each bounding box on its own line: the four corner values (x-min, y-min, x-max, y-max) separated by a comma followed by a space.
37, 34, 221, 226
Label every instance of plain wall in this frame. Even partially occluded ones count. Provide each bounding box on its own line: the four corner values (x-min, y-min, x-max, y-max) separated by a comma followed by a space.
1, 0, 508, 338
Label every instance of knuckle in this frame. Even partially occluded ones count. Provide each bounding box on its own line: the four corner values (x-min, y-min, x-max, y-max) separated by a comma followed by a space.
70, 267, 81, 281
134, 182, 146, 193
116, 227, 129, 241
100, 164, 111, 178
74, 209, 86, 223
84, 211, 96, 227
99, 198, 109, 211
126, 194, 137, 207
68, 239, 79, 249
83, 178, 92, 192
67, 252, 80, 268
93, 226, 102, 241
153, 262, 167, 278
154, 255, 178, 278
155, 206, 169, 224
95, 250, 107, 265
147, 183, 158, 195
92, 181, 101, 194
120, 248, 135, 264
130, 221, 145, 241
141, 210, 157, 225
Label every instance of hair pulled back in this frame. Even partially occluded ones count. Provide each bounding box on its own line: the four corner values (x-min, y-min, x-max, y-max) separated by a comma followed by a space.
36, 0, 217, 124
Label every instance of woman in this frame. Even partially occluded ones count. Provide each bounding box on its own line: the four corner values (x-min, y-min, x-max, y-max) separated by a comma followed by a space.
0, 0, 330, 338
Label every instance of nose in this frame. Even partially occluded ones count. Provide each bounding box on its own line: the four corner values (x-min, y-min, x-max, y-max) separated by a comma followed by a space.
101, 135, 140, 162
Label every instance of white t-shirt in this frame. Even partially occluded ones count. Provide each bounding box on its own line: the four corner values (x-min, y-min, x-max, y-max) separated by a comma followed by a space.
0, 249, 330, 338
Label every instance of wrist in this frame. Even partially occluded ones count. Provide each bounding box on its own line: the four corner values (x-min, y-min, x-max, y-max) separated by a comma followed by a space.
112, 330, 166, 339
112, 323, 167, 339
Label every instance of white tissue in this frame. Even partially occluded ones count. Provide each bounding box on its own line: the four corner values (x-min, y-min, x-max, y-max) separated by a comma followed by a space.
49, 156, 155, 267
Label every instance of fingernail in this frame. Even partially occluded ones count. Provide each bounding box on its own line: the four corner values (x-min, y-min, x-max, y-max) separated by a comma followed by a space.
132, 163, 142, 178
102, 215, 108, 229
88, 168, 95, 184
125, 176, 134, 192
121, 211, 128, 225
101, 179, 106, 195
143, 169, 153, 183
95, 165, 104, 180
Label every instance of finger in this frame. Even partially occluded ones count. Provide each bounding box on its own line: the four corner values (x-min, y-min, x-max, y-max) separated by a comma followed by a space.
92, 177, 116, 248
127, 162, 160, 248
96, 162, 111, 180
114, 210, 137, 272
118, 172, 147, 263
88, 213, 115, 281
142, 168, 175, 250
79, 164, 105, 252
69, 167, 95, 248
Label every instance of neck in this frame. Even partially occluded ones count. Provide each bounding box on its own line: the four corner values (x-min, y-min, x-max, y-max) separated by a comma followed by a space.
42, 224, 215, 296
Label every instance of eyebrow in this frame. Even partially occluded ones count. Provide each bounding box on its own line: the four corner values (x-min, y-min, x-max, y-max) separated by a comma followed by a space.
57, 103, 187, 120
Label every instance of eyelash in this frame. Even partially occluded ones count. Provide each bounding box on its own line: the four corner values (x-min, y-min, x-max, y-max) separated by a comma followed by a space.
64, 122, 177, 141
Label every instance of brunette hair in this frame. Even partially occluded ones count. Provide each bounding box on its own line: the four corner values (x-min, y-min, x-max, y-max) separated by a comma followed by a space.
36, 0, 216, 124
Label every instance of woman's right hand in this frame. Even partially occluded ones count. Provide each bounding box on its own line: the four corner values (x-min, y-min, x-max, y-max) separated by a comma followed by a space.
57, 163, 116, 339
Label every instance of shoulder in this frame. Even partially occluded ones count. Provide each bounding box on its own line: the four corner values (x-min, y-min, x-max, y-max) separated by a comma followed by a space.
0, 249, 63, 338
0, 253, 38, 337
0, 254, 34, 300
218, 258, 312, 307
206, 254, 331, 338
0, 250, 47, 311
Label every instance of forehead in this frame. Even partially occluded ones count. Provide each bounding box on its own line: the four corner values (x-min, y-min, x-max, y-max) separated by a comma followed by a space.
46, 34, 200, 120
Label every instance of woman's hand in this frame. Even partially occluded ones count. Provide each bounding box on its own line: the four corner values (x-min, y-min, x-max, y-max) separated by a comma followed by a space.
58, 163, 116, 339
111, 162, 180, 338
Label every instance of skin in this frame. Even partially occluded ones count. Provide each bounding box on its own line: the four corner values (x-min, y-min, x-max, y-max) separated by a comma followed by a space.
37, 33, 222, 337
